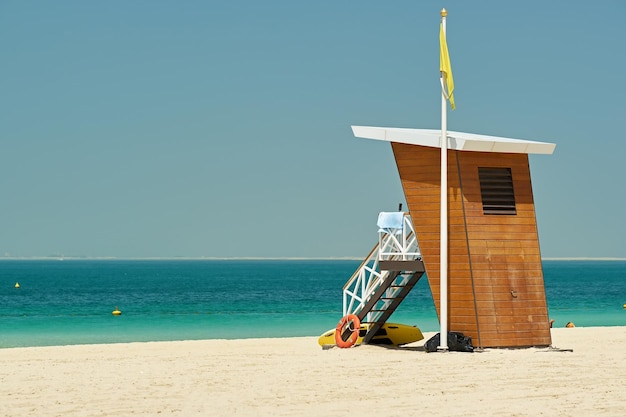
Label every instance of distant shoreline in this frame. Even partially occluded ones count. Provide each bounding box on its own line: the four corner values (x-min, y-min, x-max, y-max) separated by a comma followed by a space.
0, 257, 365, 261
1, 257, 625, 261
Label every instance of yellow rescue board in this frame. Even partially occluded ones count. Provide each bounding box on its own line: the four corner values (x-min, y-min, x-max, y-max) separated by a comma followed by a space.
318, 323, 423, 347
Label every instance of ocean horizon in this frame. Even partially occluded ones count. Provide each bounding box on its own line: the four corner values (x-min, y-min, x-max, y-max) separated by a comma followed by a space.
2, 257, 626, 260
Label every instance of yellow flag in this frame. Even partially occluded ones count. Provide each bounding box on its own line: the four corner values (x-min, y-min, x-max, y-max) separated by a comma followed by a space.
439, 23, 455, 110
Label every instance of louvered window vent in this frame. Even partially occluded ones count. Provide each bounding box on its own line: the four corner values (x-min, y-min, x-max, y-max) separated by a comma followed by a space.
478, 167, 516, 215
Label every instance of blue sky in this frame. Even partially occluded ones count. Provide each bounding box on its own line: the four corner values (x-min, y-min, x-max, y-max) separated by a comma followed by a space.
1, 1, 624, 259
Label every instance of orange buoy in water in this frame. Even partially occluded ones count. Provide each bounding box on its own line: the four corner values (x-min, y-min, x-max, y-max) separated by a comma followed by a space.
334, 314, 360, 348
566, 321, 575, 328
112, 306, 122, 316
14, 282, 20, 289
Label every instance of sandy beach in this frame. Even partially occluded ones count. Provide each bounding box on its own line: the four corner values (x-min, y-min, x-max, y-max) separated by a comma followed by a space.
1, 326, 625, 416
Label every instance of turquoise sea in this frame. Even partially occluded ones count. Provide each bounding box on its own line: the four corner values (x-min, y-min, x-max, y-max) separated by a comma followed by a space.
1, 260, 624, 348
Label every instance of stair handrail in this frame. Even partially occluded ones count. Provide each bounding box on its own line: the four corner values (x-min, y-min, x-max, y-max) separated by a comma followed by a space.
342, 243, 385, 316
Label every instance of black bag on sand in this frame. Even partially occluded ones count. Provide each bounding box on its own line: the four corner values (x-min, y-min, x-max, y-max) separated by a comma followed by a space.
424, 332, 474, 353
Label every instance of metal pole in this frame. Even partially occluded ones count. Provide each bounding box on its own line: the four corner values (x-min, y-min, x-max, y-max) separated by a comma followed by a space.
438, 8, 449, 351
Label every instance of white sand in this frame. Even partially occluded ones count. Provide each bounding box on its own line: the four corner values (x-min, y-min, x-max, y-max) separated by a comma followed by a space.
1, 327, 625, 416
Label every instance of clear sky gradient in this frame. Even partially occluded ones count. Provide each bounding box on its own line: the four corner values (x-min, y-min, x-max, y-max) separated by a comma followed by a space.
1, 1, 624, 259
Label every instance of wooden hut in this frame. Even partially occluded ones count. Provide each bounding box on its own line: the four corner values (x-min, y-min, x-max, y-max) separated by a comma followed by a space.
352, 126, 556, 348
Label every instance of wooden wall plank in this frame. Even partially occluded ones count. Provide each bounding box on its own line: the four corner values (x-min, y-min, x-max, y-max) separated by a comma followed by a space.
392, 142, 551, 348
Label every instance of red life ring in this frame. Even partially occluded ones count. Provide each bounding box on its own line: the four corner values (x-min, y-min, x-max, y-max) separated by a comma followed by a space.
334, 314, 361, 348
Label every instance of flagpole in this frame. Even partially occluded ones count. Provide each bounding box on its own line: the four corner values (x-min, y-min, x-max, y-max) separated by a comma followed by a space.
438, 7, 449, 351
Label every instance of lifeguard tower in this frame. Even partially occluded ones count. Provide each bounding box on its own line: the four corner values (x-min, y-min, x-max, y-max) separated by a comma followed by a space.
343, 127, 555, 348
335, 8, 556, 349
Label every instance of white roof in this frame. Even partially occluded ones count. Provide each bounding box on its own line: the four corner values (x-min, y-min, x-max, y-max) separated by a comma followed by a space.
351, 126, 556, 155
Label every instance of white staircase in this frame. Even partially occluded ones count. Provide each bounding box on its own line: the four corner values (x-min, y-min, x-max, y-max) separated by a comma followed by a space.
342, 212, 425, 343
